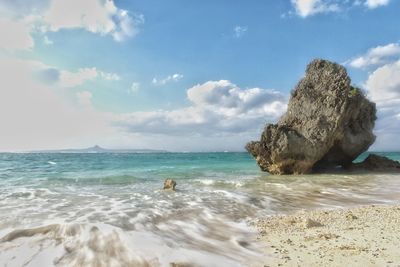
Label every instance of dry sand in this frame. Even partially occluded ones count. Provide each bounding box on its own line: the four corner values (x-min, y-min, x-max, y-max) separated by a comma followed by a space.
255, 205, 400, 267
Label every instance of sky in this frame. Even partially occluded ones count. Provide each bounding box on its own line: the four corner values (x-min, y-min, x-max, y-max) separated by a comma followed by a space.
0, 0, 399, 152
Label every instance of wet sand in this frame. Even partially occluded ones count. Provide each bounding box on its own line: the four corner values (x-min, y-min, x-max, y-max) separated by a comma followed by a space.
255, 204, 400, 267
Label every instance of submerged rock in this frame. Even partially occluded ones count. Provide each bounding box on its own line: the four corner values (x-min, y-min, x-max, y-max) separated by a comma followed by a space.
247, 59, 377, 174
163, 179, 177, 190
352, 154, 400, 172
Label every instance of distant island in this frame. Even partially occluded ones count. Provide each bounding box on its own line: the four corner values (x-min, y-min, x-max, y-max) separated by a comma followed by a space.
28, 145, 168, 154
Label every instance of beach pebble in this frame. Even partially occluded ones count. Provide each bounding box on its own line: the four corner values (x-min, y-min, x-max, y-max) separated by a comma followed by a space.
346, 213, 358, 220
303, 218, 323, 229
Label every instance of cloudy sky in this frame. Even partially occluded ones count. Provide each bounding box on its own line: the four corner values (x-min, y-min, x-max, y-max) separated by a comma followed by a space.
0, 0, 399, 152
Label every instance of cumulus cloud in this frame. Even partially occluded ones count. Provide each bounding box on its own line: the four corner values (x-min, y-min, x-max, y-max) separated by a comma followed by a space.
347, 43, 400, 69
152, 73, 184, 85
347, 42, 400, 150
114, 80, 287, 136
59, 68, 98, 87
76, 91, 93, 109
112, 12, 144, 42
0, 0, 143, 47
365, 60, 400, 103
43, 0, 143, 42
0, 0, 49, 16
291, 0, 340, 17
362, 57, 400, 150
365, 0, 390, 9
0, 18, 34, 51
0, 58, 112, 151
0, 57, 287, 152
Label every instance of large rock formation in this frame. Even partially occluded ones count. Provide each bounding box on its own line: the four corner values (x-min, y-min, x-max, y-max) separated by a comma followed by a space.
246, 59, 377, 174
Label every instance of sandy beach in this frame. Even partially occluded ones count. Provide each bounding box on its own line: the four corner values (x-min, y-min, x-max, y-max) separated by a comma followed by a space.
255, 204, 400, 266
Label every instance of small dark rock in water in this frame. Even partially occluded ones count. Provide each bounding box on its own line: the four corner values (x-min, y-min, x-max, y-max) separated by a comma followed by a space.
238, 240, 250, 248
163, 179, 177, 190
246, 59, 377, 174
351, 154, 400, 172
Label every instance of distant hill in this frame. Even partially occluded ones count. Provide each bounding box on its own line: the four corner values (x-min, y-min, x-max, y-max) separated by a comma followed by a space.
29, 145, 168, 153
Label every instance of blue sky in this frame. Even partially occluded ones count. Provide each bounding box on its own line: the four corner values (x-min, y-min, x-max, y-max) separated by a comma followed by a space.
0, 0, 400, 151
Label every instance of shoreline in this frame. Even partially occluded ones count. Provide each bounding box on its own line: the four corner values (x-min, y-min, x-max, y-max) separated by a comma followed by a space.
254, 204, 400, 267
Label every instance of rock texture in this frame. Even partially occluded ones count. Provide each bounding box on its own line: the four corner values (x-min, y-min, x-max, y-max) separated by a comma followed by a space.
163, 179, 177, 190
352, 154, 400, 172
246, 59, 377, 174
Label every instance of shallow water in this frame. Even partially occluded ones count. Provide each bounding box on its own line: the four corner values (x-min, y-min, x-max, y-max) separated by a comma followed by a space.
0, 152, 400, 266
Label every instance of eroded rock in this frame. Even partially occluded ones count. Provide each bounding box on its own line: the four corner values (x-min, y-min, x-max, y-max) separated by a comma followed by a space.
247, 59, 377, 174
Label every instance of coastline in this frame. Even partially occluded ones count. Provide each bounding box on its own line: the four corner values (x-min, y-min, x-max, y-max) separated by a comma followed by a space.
254, 204, 400, 267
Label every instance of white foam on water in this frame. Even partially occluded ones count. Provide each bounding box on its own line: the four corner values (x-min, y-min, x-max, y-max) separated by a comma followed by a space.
0, 221, 267, 267
197, 179, 215, 185
2, 169, 400, 266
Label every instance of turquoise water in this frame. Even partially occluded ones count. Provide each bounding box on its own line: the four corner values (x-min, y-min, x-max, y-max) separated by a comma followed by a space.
0, 152, 400, 266
0, 152, 257, 183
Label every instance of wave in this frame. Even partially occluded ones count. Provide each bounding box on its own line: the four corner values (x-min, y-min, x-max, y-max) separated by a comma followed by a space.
46, 175, 144, 186
0, 223, 155, 266
0, 222, 266, 267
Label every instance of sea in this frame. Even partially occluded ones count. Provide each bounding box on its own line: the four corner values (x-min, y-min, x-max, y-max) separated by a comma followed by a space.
0, 152, 399, 266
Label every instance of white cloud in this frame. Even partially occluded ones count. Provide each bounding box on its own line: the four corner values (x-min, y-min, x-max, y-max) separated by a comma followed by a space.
113, 12, 144, 42
0, 0, 49, 17
363, 59, 400, 151
130, 82, 140, 93
365, 0, 390, 9
0, 57, 287, 151
290, 0, 390, 18
44, 0, 115, 33
347, 42, 400, 151
58, 67, 120, 87
365, 60, 400, 103
43, 35, 53, 45
0, 58, 112, 151
99, 71, 120, 81
0, 0, 143, 45
114, 80, 287, 136
0, 59, 288, 152
59, 68, 98, 87
291, 0, 340, 17
152, 73, 184, 85
348, 43, 400, 69
43, 0, 143, 42
233, 26, 247, 38
76, 91, 93, 109
0, 18, 34, 51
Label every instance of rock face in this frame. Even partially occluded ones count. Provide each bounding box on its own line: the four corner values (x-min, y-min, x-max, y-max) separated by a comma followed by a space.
246, 59, 377, 174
